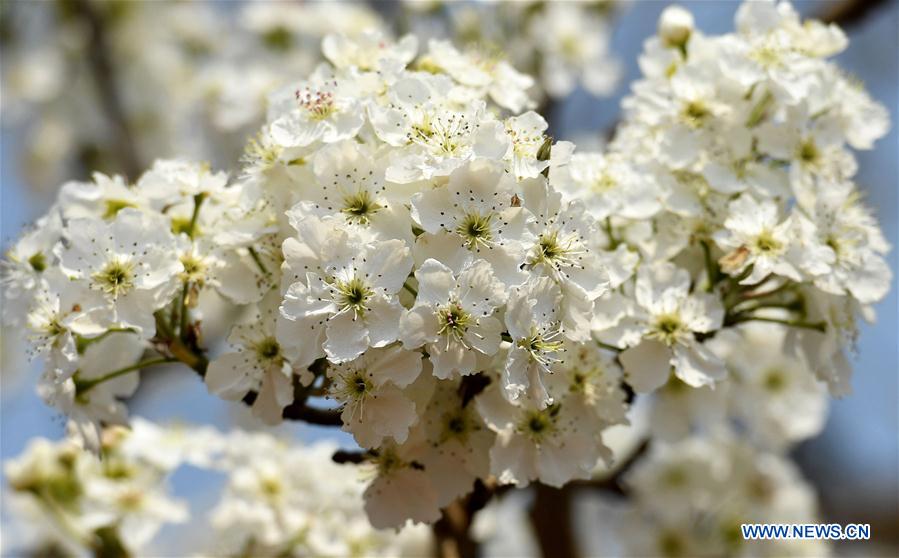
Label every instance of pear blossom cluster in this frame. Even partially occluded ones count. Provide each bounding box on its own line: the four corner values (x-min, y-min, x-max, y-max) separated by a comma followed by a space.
209, 29, 638, 527
402, 0, 623, 100
617, 434, 829, 558
208, 431, 431, 557
2, 159, 273, 449
0, 0, 394, 191
2, 420, 429, 558
3, 423, 190, 557
559, 1, 890, 425
1, 0, 892, 544
1, 0, 621, 193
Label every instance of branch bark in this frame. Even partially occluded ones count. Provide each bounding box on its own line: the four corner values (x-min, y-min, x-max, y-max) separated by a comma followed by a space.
818, 0, 891, 26
71, 0, 142, 179
433, 480, 497, 558
281, 402, 343, 425
530, 483, 580, 558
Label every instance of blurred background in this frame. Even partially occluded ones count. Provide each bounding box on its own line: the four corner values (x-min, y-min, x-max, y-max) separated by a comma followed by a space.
2, 1, 896, 555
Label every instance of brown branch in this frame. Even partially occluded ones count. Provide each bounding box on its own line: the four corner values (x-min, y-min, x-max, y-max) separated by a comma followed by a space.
281, 402, 343, 425
818, 0, 891, 26
70, 0, 142, 180
433, 480, 497, 558
331, 449, 369, 465
530, 483, 580, 558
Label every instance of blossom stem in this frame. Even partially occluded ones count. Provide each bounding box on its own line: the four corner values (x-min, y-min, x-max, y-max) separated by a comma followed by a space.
187, 192, 207, 239
75, 327, 136, 354
74, 356, 175, 395
402, 281, 418, 297
176, 282, 191, 338
740, 280, 793, 300
729, 315, 826, 332
733, 297, 805, 315
700, 240, 718, 292
604, 218, 619, 249
248, 247, 269, 276
595, 339, 622, 353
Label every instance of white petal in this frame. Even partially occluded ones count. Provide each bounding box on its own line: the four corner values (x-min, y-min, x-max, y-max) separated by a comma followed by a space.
324, 311, 369, 363
205, 352, 257, 400
364, 469, 441, 529
620, 340, 672, 393
673, 343, 726, 388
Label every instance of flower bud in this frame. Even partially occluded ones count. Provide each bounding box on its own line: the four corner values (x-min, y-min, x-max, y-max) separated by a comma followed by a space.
658, 5, 694, 49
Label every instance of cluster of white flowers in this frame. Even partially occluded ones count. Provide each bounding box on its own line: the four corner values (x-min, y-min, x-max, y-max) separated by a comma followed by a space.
1, 1, 621, 193
208, 431, 430, 557
1, 0, 891, 543
0, 0, 385, 189
3, 420, 428, 557
402, 0, 623, 100
1, 159, 277, 449
3, 422, 190, 557
617, 434, 828, 558
561, 0, 890, 424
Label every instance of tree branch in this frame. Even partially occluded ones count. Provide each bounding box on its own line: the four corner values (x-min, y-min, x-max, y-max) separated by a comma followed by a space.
70, 0, 142, 179
281, 401, 343, 425
530, 483, 580, 558
818, 0, 891, 26
433, 480, 496, 558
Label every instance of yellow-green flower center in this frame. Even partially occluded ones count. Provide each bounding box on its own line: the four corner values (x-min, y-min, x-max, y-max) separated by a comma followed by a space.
254, 337, 281, 362
457, 212, 494, 249
341, 190, 382, 224
334, 276, 373, 316
754, 231, 782, 253
437, 301, 472, 339
92, 259, 135, 298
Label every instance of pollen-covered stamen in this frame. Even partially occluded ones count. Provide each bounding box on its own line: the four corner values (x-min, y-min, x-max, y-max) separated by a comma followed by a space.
517, 404, 560, 442
242, 132, 284, 171
374, 446, 405, 476
762, 368, 788, 392
330, 276, 374, 318
179, 253, 208, 285
681, 99, 711, 128
27, 304, 68, 352
649, 314, 688, 346
259, 475, 284, 500
592, 172, 617, 193
753, 231, 783, 254
296, 88, 337, 121
252, 337, 282, 364
456, 211, 495, 249
439, 408, 478, 444
797, 138, 820, 166
507, 125, 545, 158
517, 324, 565, 370
341, 190, 383, 224
91, 258, 136, 298
407, 111, 471, 155
569, 364, 606, 400
437, 301, 473, 342
527, 229, 585, 273
328, 363, 376, 422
